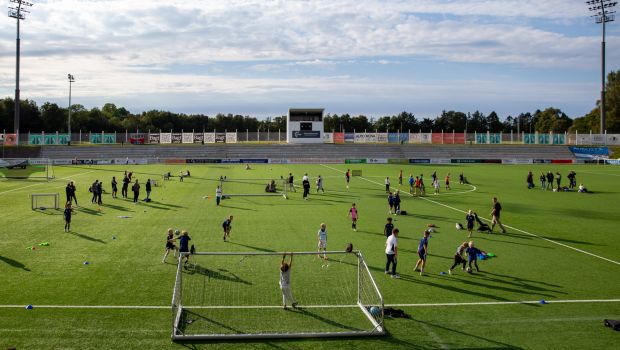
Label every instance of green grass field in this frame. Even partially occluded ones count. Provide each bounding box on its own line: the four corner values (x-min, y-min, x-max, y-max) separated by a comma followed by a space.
1, 162, 619, 349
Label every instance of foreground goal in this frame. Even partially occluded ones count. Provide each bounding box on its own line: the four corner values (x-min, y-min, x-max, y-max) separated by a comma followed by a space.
219, 177, 288, 199
31, 193, 60, 210
171, 251, 384, 340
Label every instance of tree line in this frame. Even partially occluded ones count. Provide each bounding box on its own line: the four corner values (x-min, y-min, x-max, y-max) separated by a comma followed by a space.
1, 70, 618, 134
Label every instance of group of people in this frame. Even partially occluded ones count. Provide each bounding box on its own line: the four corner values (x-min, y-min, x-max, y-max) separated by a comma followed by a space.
527, 170, 584, 192
162, 228, 192, 265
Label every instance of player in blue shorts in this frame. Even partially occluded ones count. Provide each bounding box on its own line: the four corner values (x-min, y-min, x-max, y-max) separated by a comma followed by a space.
466, 210, 475, 238
414, 230, 430, 275
222, 215, 233, 241
466, 241, 480, 272
177, 230, 191, 266
63, 201, 73, 232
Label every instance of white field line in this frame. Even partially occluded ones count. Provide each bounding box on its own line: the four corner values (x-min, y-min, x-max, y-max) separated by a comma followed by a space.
1, 299, 620, 309
320, 164, 620, 266
0, 170, 96, 196
421, 323, 449, 350
576, 170, 620, 177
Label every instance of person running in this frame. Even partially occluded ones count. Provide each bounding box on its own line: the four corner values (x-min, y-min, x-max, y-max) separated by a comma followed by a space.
385, 228, 399, 278
302, 176, 310, 200
540, 172, 546, 190
491, 197, 506, 233
162, 228, 178, 263
466, 210, 475, 238
398, 170, 403, 186
145, 179, 152, 201
466, 241, 480, 272
448, 242, 469, 274
122, 174, 130, 198
280, 253, 298, 309
385, 177, 391, 193
288, 173, 296, 192
111, 176, 118, 199
63, 201, 73, 232
132, 179, 140, 204
215, 185, 222, 206
177, 230, 191, 266
445, 173, 451, 190
345, 169, 351, 189
316, 175, 324, 193
222, 215, 233, 241
414, 230, 430, 275
387, 192, 395, 214
408, 174, 414, 194
384, 217, 394, 237
317, 223, 328, 260
349, 203, 358, 231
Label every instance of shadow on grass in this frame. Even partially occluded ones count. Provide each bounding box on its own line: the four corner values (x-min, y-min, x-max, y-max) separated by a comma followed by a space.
34, 208, 63, 215
0, 255, 31, 271
69, 231, 107, 244
227, 241, 275, 252
413, 318, 523, 349
217, 203, 257, 211
76, 206, 103, 216
478, 236, 552, 250
185, 264, 252, 285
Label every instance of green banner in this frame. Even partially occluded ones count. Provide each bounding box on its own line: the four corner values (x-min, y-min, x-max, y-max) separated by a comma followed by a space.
103, 133, 116, 144
29, 134, 43, 145
524, 134, 536, 144
345, 159, 367, 164
476, 134, 487, 144
553, 134, 565, 145
44, 135, 58, 145
538, 134, 550, 144
90, 134, 102, 144
57, 134, 70, 145
489, 133, 501, 144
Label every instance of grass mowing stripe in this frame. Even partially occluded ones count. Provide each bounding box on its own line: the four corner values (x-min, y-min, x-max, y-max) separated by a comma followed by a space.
320, 164, 620, 266
2, 299, 619, 309
0, 170, 96, 195
420, 323, 449, 349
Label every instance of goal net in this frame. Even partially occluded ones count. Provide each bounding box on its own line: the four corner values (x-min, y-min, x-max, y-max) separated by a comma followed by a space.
31, 193, 60, 210
171, 251, 384, 340
218, 177, 288, 199
0, 158, 54, 180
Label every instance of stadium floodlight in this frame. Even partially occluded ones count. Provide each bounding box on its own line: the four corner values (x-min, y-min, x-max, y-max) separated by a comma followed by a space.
68, 74, 75, 143
587, 0, 617, 134
8, 0, 33, 135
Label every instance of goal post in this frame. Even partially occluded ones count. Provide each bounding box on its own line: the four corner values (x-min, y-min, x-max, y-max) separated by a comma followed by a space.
219, 177, 288, 199
0, 158, 54, 180
171, 250, 385, 341
31, 193, 60, 210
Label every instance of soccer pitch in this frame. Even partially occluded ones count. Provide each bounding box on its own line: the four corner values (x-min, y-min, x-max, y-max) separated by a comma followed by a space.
1, 163, 619, 349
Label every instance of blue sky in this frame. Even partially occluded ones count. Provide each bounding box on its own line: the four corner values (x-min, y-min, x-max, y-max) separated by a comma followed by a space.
0, 0, 619, 120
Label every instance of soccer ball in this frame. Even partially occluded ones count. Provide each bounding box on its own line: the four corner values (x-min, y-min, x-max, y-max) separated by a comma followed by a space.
466, 267, 473, 273
370, 306, 381, 317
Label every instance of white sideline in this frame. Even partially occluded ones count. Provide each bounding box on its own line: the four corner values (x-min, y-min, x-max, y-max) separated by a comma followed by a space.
1, 299, 619, 309
320, 164, 620, 266
0, 170, 95, 196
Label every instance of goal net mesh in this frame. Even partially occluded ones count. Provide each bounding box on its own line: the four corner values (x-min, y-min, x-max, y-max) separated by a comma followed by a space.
219, 177, 288, 198
171, 251, 384, 340
31, 193, 60, 210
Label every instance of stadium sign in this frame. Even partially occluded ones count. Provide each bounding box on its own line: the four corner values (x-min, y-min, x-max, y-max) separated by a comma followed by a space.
409, 159, 431, 164
292, 131, 320, 138
367, 158, 388, 164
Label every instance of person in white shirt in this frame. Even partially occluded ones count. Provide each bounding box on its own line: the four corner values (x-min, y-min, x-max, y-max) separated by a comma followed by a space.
385, 177, 391, 193
317, 223, 328, 260
215, 186, 222, 206
280, 253, 298, 309
385, 228, 399, 278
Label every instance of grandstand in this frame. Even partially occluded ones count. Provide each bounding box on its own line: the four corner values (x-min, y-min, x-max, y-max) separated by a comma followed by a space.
36, 144, 576, 161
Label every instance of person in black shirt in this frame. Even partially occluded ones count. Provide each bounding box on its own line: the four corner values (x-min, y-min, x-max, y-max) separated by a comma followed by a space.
526, 171, 534, 189
65, 182, 72, 204
491, 197, 506, 233
64, 201, 73, 232
132, 179, 140, 203
69, 181, 78, 206
96, 181, 103, 205
91, 180, 98, 204
177, 230, 191, 265
393, 190, 401, 214
145, 179, 152, 201
302, 177, 310, 200
222, 215, 233, 241
546, 171, 554, 190
122, 175, 130, 198
111, 177, 118, 198
384, 217, 394, 237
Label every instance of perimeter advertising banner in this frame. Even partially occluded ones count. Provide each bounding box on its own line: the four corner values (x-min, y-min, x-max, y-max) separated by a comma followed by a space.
129, 133, 145, 145
333, 133, 344, 144
366, 158, 388, 164
90, 133, 102, 144
204, 133, 216, 143
226, 132, 237, 143
3, 134, 18, 146
0, 134, 4, 144
420, 133, 432, 144
182, 132, 194, 144
171, 133, 182, 144
553, 134, 566, 145
344, 133, 355, 143
193, 133, 204, 143
57, 134, 70, 145
160, 133, 172, 144
323, 132, 333, 143
215, 133, 226, 143
29, 134, 43, 145
524, 134, 535, 144
149, 133, 161, 144
44, 134, 58, 145
102, 134, 116, 144
354, 133, 376, 143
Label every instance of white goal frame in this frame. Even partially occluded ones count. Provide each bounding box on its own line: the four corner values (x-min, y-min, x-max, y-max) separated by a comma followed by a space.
0, 158, 54, 180
171, 250, 385, 341
31, 193, 60, 210
219, 177, 288, 199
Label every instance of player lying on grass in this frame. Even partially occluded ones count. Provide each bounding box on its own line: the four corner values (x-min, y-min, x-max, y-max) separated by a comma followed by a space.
280, 253, 298, 309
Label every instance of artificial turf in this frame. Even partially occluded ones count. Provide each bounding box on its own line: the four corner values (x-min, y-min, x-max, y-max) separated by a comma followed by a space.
1, 163, 619, 349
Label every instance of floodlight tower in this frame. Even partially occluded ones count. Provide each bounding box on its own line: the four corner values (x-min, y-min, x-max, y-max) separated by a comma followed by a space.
8, 0, 33, 134
587, 0, 617, 134
67, 74, 75, 140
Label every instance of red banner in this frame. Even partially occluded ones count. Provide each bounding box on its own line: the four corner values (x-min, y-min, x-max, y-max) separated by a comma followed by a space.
3, 133, 18, 146
333, 133, 345, 144
431, 133, 443, 144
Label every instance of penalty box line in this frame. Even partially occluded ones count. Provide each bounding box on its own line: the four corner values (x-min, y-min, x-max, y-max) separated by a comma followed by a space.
1, 299, 620, 309
319, 164, 620, 266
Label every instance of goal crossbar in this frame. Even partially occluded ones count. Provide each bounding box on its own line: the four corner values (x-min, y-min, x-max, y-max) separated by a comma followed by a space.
171, 250, 384, 341
219, 178, 288, 198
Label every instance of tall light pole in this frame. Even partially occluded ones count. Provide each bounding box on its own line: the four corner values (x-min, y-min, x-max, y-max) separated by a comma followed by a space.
68, 74, 75, 143
8, 0, 33, 134
587, 0, 617, 134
